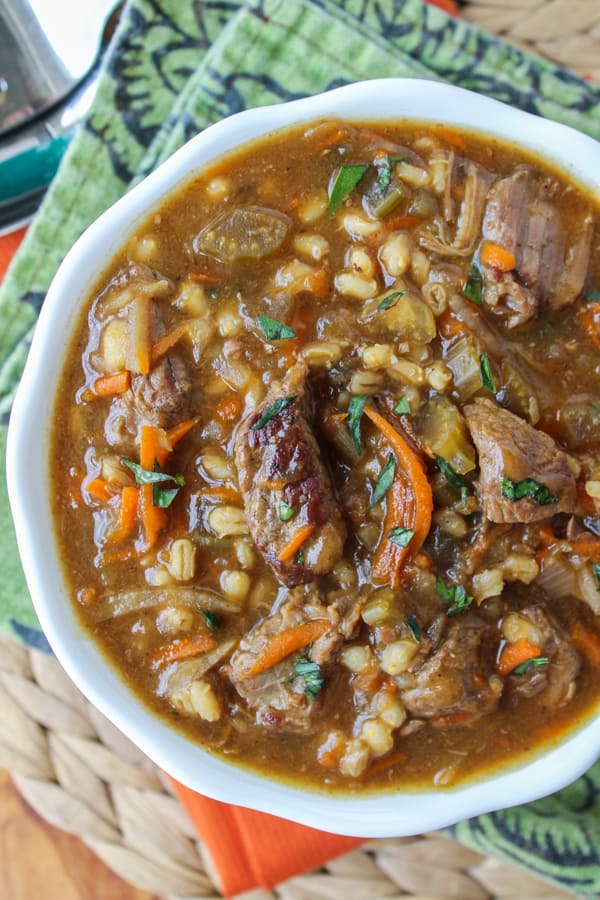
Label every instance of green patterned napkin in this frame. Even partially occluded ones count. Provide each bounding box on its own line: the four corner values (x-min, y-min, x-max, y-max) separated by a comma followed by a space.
2, 0, 600, 892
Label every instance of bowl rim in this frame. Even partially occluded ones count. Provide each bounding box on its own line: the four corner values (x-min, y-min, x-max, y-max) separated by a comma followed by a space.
7, 77, 600, 837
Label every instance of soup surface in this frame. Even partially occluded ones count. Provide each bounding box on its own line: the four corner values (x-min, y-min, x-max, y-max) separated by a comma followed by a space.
52, 119, 600, 790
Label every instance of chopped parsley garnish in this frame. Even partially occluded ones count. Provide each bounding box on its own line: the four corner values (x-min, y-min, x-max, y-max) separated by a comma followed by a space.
436, 575, 473, 617
479, 352, 496, 393
394, 395, 412, 415
593, 563, 600, 590
406, 613, 422, 643
347, 394, 368, 455
378, 290, 406, 310
257, 314, 296, 341
251, 396, 296, 430
279, 501, 296, 522
295, 550, 305, 566
464, 262, 483, 305
328, 164, 369, 216
376, 154, 404, 194
513, 656, 549, 675
120, 458, 184, 508
387, 526, 414, 548
435, 455, 468, 504
370, 453, 396, 507
500, 476, 557, 506
202, 610, 220, 630
293, 658, 324, 700
584, 290, 600, 303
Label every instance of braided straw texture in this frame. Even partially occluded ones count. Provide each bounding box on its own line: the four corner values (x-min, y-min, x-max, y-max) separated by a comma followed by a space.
0, 633, 578, 900
460, 0, 600, 81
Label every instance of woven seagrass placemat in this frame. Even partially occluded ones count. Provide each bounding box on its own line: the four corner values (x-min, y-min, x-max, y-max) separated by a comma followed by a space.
2, 2, 599, 898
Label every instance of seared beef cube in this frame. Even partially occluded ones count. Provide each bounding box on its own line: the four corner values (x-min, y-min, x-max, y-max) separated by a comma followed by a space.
480, 168, 593, 327
464, 398, 575, 523
400, 621, 502, 721
505, 605, 580, 707
234, 363, 346, 586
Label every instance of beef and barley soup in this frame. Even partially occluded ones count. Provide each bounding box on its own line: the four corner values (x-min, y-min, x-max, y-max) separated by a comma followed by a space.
52, 120, 600, 789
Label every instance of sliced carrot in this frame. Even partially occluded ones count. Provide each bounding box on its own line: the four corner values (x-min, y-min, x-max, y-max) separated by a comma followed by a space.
85, 477, 115, 502
365, 751, 407, 777
480, 241, 516, 273
140, 482, 167, 550
278, 523, 316, 563
307, 266, 330, 299
364, 405, 433, 589
140, 424, 171, 470
437, 308, 463, 339
166, 417, 200, 448
107, 485, 139, 544
579, 303, 600, 350
243, 619, 329, 678
197, 486, 242, 503
385, 214, 422, 232
496, 638, 542, 676
571, 623, 600, 667
82, 370, 131, 401
568, 538, 600, 560
150, 633, 217, 669
214, 393, 243, 424
436, 127, 468, 153
189, 271, 223, 284
150, 323, 190, 365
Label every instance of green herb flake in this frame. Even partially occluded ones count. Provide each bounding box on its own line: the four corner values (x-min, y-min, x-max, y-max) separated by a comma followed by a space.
394, 395, 412, 415
387, 526, 414, 548
202, 610, 220, 631
435, 455, 468, 504
257, 314, 297, 341
251, 396, 296, 430
513, 656, 549, 676
593, 563, 600, 590
293, 657, 324, 700
584, 290, 600, 303
464, 262, 483, 305
279, 501, 296, 522
295, 550, 305, 566
479, 352, 496, 393
121, 458, 185, 508
436, 575, 473, 617
328, 164, 369, 216
500, 476, 557, 506
406, 613, 422, 643
370, 453, 396, 508
347, 394, 368, 455
378, 290, 406, 310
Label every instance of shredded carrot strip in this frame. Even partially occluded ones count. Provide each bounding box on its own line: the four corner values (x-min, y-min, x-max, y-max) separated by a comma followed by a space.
166, 417, 199, 448
480, 241, 516, 272
150, 324, 190, 365
496, 638, 542, 676
150, 634, 217, 669
107, 485, 139, 543
85, 477, 115, 502
140, 424, 171, 470
579, 303, 600, 350
189, 271, 223, 284
364, 406, 433, 589
436, 127, 468, 153
278, 523, 316, 562
307, 267, 330, 299
568, 538, 600, 560
437, 309, 463, 339
243, 619, 329, 678
571, 623, 600, 667
140, 482, 167, 550
82, 370, 131, 401
214, 393, 243, 424
97, 547, 139, 566
287, 197, 300, 211
385, 214, 422, 232
366, 751, 408, 777
197, 486, 242, 503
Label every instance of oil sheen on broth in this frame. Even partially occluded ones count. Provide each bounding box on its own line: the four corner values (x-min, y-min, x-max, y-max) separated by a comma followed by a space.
51, 119, 600, 790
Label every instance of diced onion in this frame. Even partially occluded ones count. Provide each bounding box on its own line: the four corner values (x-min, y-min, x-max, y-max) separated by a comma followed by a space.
93, 587, 239, 621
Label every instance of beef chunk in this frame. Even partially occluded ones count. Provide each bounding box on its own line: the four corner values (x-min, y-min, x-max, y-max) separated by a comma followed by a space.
480, 168, 593, 327
464, 398, 576, 523
505, 605, 581, 707
229, 590, 361, 730
234, 363, 346, 586
400, 621, 502, 721
130, 353, 190, 426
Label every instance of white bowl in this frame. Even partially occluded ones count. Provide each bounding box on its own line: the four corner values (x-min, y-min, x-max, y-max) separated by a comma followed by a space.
7, 79, 600, 837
